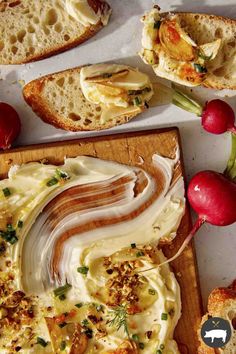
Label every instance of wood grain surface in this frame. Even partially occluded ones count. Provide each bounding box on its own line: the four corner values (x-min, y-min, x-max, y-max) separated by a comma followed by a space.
0, 128, 203, 353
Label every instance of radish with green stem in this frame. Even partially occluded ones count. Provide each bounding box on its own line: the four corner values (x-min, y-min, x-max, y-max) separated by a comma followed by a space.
159, 170, 236, 266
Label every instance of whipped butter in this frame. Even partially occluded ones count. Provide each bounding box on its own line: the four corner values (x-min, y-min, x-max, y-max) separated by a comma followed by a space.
0, 151, 185, 353
65, 0, 111, 27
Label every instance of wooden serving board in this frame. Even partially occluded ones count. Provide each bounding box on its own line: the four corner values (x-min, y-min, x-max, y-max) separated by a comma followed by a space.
0, 128, 202, 354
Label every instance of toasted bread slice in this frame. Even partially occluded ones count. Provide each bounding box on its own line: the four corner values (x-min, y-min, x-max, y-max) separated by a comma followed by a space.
141, 8, 236, 89
23, 66, 145, 131
0, 0, 111, 64
198, 280, 236, 353
173, 13, 236, 89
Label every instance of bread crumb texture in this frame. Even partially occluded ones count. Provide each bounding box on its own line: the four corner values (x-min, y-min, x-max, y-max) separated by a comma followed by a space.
23, 67, 139, 131
0, 0, 104, 64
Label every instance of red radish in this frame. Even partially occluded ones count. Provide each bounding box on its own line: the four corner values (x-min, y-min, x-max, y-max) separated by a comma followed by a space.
0, 102, 21, 150
153, 170, 236, 267
202, 99, 236, 135
172, 89, 236, 135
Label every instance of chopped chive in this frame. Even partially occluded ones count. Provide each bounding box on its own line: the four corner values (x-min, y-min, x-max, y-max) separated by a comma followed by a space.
7, 224, 14, 231
56, 169, 70, 180
139, 343, 145, 349
58, 322, 67, 328
136, 251, 144, 257
198, 50, 213, 61
82, 319, 89, 327
8, 235, 18, 245
148, 289, 156, 295
154, 20, 161, 29
53, 283, 72, 298
156, 351, 162, 354
102, 73, 112, 78
60, 340, 66, 351
131, 243, 136, 249
193, 63, 207, 73
46, 177, 59, 187
17, 220, 23, 228
83, 327, 93, 338
59, 294, 66, 301
161, 313, 168, 321
2, 188, 11, 197
131, 334, 139, 342
160, 344, 165, 350
36, 337, 48, 347
77, 266, 89, 275
75, 303, 83, 308
133, 97, 142, 106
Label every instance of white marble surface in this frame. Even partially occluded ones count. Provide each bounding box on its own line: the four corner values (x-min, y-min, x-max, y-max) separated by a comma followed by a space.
0, 0, 236, 308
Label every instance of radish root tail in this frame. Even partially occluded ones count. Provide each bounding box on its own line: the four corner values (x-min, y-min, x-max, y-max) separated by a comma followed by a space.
139, 217, 204, 273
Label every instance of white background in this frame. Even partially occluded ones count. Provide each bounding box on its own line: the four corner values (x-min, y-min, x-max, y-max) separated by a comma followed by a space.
0, 0, 236, 308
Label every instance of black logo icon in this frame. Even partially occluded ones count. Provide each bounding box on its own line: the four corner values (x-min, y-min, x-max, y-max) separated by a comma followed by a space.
201, 317, 232, 348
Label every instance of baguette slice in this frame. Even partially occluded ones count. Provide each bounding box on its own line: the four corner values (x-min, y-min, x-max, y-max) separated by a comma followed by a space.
141, 9, 236, 89
198, 280, 236, 353
23, 67, 144, 131
0, 0, 111, 65
173, 13, 236, 89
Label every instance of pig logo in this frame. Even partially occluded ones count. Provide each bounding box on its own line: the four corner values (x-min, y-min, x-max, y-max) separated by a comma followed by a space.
201, 317, 232, 348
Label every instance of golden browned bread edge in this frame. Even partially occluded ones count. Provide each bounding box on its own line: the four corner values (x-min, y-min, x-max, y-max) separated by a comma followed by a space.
23, 66, 144, 132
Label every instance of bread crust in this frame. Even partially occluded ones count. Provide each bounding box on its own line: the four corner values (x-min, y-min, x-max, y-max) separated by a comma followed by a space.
198, 280, 236, 353
0, 0, 111, 64
158, 11, 236, 90
23, 66, 143, 132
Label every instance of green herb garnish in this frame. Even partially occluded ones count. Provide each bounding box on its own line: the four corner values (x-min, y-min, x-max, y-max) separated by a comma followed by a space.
60, 340, 66, 351
194, 63, 207, 73
198, 50, 213, 61
36, 337, 48, 347
96, 304, 104, 312
154, 20, 161, 29
131, 243, 136, 249
148, 289, 156, 295
17, 220, 23, 228
108, 304, 130, 338
131, 334, 139, 342
83, 327, 93, 338
156, 350, 162, 354
139, 343, 145, 349
47, 177, 59, 187
82, 319, 89, 327
58, 322, 67, 328
133, 97, 142, 106
56, 169, 70, 180
77, 266, 89, 275
53, 283, 72, 299
161, 312, 168, 321
2, 188, 11, 197
102, 73, 112, 78
0, 229, 18, 245
136, 251, 144, 257
75, 303, 83, 308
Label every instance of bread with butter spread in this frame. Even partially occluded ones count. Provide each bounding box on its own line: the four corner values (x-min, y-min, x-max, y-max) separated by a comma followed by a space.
23, 64, 154, 131
0, 0, 111, 64
141, 8, 236, 89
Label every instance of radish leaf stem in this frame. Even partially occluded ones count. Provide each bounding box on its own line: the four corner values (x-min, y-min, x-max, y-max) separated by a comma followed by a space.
225, 133, 236, 182
172, 88, 203, 116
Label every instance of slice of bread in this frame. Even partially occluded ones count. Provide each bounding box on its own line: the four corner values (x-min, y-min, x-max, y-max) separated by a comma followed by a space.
172, 13, 236, 90
198, 280, 236, 353
0, 0, 111, 64
23, 67, 144, 131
